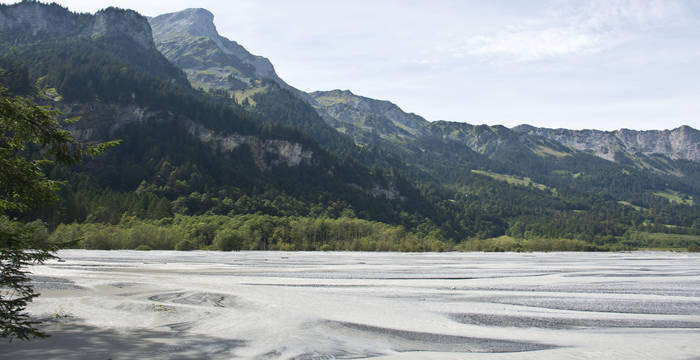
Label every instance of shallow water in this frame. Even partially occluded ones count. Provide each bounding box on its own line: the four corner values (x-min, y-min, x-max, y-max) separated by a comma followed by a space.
2, 250, 699, 359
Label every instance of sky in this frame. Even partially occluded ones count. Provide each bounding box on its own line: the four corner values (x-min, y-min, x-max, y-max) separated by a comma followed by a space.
4, 0, 700, 130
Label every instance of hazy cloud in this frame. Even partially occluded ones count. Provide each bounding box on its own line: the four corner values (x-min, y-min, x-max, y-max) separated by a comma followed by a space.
461, 0, 686, 62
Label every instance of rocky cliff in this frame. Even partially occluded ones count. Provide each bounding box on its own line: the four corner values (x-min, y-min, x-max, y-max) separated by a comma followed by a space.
149, 8, 286, 92
54, 100, 317, 172
146, 8, 366, 159
0, 3, 154, 50
513, 125, 700, 162
185, 121, 316, 171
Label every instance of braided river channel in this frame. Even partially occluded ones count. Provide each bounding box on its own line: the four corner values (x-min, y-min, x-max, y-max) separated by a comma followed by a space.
2, 250, 699, 359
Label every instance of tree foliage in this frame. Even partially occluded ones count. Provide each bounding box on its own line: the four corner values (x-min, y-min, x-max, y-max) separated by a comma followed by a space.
0, 218, 54, 341
0, 86, 115, 341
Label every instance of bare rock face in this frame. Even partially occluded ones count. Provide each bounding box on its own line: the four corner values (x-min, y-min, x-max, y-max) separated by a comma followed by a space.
0, 2, 74, 33
615, 126, 700, 161
513, 125, 700, 162
61, 99, 317, 172
92, 8, 154, 50
0, 3, 155, 51
186, 122, 316, 171
0, 2, 88, 36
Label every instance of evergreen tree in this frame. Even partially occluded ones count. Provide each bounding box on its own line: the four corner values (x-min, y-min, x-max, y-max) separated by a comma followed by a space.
0, 87, 115, 341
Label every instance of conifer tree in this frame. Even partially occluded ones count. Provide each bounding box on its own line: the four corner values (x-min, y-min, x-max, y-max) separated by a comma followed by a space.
0, 87, 116, 341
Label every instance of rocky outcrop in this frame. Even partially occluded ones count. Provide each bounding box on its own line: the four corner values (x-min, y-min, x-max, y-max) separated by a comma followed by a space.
92, 8, 154, 50
310, 89, 430, 141
349, 183, 405, 200
0, 2, 87, 36
149, 8, 284, 87
57, 99, 316, 172
186, 122, 316, 171
148, 8, 427, 144
513, 125, 700, 162
0, 3, 155, 50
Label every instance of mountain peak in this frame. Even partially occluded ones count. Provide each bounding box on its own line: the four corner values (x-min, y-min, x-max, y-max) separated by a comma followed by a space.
180, 7, 214, 18
92, 7, 154, 50
150, 8, 280, 81
675, 125, 699, 134
511, 124, 536, 133
331, 89, 355, 96
150, 8, 216, 40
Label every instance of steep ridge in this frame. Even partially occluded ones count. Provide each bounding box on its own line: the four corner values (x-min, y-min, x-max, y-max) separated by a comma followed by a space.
310, 89, 431, 142
311, 85, 700, 178
150, 8, 283, 91
149, 9, 369, 159
149, 8, 325, 109
307, 89, 590, 172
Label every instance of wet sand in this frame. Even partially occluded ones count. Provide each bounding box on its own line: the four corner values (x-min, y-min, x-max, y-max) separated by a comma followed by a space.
2, 250, 699, 359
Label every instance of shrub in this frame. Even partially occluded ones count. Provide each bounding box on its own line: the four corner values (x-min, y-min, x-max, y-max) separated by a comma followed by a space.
214, 228, 245, 251
134, 244, 152, 251
319, 244, 332, 252
174, 239, 195, 251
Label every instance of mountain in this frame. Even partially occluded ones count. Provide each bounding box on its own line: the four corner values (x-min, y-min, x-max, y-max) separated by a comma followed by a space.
1, 3, 698, 247
307, 88, 597, 174
310, 84, 700, 178
513, 124, 700, 172
149, 9, 372, 159
0, 2, 428, 229
146, 9, 604, 170
309, 89, 431, 143
308, 89, 573, 161
149, 8, 327, 109
149, 8, 284, 92
0, 2, 152, 49
308, 85, 700, 166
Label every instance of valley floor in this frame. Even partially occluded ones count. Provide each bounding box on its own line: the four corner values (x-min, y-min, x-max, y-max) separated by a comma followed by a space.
2, 251, 700, 359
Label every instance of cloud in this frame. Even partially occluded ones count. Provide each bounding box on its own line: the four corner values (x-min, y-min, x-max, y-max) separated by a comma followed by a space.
465, 27, 608, 62
461, 0, 685, 62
